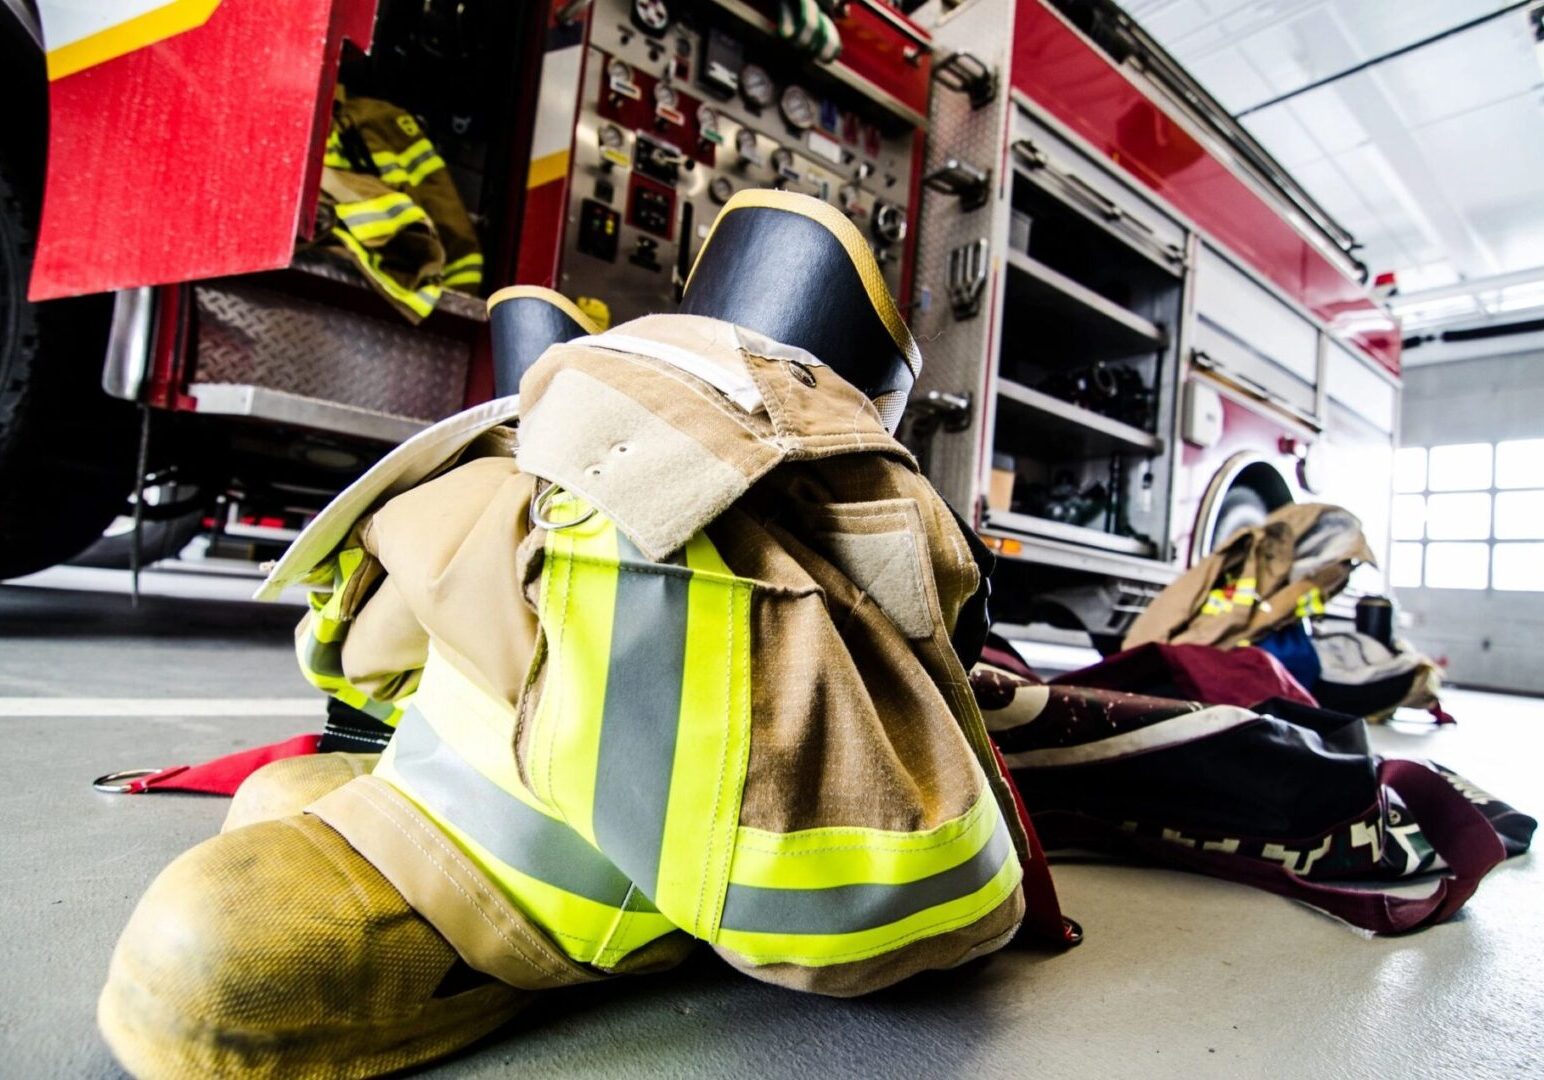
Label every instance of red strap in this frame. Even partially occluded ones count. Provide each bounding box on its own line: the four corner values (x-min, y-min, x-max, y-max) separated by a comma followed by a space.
1036, 758, 1506, 934
106, 734, 322, 795
991, 743, 1080, 948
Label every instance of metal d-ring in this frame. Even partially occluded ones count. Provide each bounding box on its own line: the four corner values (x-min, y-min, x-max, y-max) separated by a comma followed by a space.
92, 768, 162, 794
530, 483, 597, 531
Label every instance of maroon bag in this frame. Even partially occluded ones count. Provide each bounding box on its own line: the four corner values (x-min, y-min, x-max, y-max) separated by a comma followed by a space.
1051, 640, 1317, 710
972, 647, 1534, 934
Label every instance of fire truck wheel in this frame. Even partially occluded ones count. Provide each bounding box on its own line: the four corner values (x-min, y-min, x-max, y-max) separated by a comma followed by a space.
0, 164, 135, 580
1210, 484, 1271, 550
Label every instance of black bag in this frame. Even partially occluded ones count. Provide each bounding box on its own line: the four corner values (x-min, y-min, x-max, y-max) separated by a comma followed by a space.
972, 650, 1534, 934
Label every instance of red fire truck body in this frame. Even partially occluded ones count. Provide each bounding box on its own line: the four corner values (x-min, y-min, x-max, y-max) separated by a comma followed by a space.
0, 0, 1399, 644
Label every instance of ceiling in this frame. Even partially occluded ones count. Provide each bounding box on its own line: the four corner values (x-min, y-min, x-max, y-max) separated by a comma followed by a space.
1118, 0, 1544, 332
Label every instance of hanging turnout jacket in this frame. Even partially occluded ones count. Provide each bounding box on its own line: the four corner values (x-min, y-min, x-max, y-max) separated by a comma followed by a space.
318, 89, 483, 322
260, 314, 1031, 995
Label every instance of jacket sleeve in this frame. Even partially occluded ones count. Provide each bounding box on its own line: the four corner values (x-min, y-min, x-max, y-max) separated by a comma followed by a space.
294, 528, 427, 727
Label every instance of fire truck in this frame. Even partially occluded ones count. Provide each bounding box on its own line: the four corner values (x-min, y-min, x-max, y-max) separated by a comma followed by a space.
0, 0, 1400, 646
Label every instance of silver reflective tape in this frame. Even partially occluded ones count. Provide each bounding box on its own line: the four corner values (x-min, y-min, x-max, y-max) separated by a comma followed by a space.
719, 817, 1014, 936
338, 198, 421, 229
591, 532, 690, 899
304, 634, 343, 677
390, 708, 635, 906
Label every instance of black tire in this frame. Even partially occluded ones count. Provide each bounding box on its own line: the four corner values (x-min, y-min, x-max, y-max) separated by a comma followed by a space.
0, 162, 135, 579
1209, 484, 1270, 551
71, 510, 204, 569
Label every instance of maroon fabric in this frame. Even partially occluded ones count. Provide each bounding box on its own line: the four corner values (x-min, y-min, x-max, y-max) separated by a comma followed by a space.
1054, 642, 1317, 710
112, 734, 323, 795
990, 742, 1079, 949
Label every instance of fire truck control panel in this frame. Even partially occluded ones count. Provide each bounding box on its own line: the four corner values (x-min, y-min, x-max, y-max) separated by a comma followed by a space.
554, 0, 930, 323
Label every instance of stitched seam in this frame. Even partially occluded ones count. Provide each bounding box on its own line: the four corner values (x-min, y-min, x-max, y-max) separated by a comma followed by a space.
346, 781, 575, 983
734, 799, 991, 856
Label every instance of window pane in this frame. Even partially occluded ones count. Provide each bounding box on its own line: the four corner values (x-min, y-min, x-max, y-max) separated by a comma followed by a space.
1390, 495, 1425, 540
1423, 542, 1489, 589
1496, 440, 1544, 489
1424, 492, 1491, 540
1495, 491, 1544, 540
1493, 543, 1544, 591
1389, 542, 1423, 588
1426, 443, 1492, 492
1393, 447, 1427, 493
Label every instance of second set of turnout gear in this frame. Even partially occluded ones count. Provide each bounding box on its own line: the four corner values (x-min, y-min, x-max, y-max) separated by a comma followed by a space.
99, 191, 1065, 1078
317, 87, 483, 322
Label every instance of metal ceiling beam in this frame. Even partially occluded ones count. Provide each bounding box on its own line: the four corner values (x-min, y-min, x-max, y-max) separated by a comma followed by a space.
1285, 9, 1502, 281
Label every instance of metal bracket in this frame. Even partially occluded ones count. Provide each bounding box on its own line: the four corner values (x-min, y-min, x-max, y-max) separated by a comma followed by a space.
932, 51, 997, 110
923, 158, 991, 212
909, 389, 974, 435
947, 239, 989, 320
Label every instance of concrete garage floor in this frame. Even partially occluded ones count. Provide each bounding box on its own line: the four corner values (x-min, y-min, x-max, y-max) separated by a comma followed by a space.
1, 572, 1540, 1079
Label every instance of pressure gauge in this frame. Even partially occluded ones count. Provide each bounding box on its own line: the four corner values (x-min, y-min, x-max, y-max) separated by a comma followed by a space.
709, 176, 735, 204
608, 58, 634, 87
631, 0, 671, 36
697, 104, 720, 135
654, 82, 678, 110
735, 127, 760, 161
779, 84, 817, 131
599, 123, 625, 152
872, 201, 907, 244
740, 63, 775, 108
769, 147, 795, 175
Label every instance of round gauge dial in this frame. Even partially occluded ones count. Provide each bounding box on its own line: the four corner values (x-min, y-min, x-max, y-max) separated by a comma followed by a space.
598, 123, 625, 152
735, 128, 759, 158
872, 202, 907, 244
608, 58, 633, 86
654, 82, 678, 110
696, 104, 720, 134
709, 176, 735, 204
739, 63, 775, 108
769, 147, 795, 174
631, 0, 671, 36
779, 84, 817, 131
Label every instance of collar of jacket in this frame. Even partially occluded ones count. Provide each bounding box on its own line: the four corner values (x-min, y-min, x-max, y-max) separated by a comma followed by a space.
516, 314, 915, 562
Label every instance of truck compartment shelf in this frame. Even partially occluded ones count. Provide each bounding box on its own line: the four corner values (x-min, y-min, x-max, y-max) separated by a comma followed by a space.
1002, 250, 1166, 365
996, 377, 1164, 458
982, 506, 1157, 559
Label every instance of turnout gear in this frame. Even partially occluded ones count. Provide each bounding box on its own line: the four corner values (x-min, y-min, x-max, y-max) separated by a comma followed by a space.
317, 89, 483, 322
1124, 502, 1376, 650
103, 193, 1036, 1076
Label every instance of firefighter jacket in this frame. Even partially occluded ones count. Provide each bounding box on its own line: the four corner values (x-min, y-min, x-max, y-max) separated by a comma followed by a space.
318, 89, 483, 322
260, 313, 1030, 996
1123, 502, 1377, 650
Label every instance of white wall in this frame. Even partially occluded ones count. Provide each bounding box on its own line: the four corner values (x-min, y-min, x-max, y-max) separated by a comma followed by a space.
1397, 347, 1544, 693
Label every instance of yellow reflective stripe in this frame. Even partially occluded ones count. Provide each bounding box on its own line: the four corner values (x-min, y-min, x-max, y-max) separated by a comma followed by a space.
377, 740, 675, 962
530, 504, 619, 843
334, 191, 430, 240
328, 227, 439, 318
714, 853, 1021, 967
443, 253, 484, 288
409, 644, 550, 815
728, 786, 999, 891
406, 152, 447, 186
294, 547, 406, 725
1295, 586, 1325, 617
656, 531, 752, 938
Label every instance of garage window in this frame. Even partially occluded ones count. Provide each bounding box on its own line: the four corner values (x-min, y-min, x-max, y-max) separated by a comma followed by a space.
1392, 441, 1544, 591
